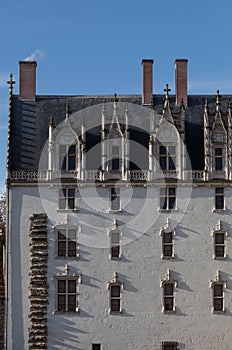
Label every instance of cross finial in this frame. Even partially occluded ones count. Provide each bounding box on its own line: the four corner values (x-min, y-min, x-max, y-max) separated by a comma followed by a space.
164, 83, 171, 99
114, 93, 119, 102
7, 73, 15, 94
216, 90, 221, 108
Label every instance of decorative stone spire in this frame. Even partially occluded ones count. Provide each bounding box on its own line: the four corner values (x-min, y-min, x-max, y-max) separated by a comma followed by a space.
6, 73, 16, 180
101, 103, 106, 132
216, 90, 221, 114
204, 99, 210, 174
49, 115, 54, 128
227, 99, 232, 179
211, 90, 226, 143
65, 103, 70, 120
109, 96, 123, 137
162, 84, 174, 124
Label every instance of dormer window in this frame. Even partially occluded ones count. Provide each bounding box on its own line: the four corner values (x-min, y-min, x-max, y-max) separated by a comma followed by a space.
59, 144, 77, 171
214, 147, 223, 171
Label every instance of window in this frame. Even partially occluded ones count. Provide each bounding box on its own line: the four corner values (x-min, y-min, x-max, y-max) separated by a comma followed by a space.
214, 147, 223, 171
215, 187, 224, 210
59, 188, 76, 210
161, 341, 178, 350
92, 345, 101, 350
214, 232, 225, 258
159, 145, 176, 171
110, 188, 120, 211
59, 144, 77, 171
57, 279, 78, 312
110, 231, 121, 259
110, 285, 121, 312
111, 146, 120, 170
160, 187, 176, 210
213, 283, 224, 312
57, 228, 78, 258
163, 283, 175, 312
107, 272, 122, 313
162, 231, 174, 258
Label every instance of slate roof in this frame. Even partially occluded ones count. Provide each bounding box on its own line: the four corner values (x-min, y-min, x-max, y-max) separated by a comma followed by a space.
8, 94, 232, 171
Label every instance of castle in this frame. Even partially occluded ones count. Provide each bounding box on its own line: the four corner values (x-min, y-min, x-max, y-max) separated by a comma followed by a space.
4, 58, 232, 349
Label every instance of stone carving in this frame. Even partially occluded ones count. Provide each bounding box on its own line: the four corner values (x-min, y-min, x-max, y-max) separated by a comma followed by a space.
29, 213, 48, 350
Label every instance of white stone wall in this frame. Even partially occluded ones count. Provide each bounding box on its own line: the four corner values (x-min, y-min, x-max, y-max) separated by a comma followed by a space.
7, 184, 232, 349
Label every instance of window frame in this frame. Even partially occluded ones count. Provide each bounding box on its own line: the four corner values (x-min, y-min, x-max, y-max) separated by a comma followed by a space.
213, 231, 226, 260
109, 187, 121, 212
160, 187, 176, 211
214, 187, 225, 211
59, 144, 77, 172
163, 282, 175, 313
161, 341, 178, 350
92, 345, 101, 350
214, 147, 223, 172
54, 275, 81, 314
56, 226, 80, 259
58, 187, 77, 211
210, 271, 226, 313
158, 144, 176, 172
162, 231, 174, 259
107, 272, 123, 314
109, 229, 121, 260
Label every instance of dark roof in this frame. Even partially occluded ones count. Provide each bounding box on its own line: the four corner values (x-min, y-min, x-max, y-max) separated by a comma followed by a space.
8, 94, 232, 171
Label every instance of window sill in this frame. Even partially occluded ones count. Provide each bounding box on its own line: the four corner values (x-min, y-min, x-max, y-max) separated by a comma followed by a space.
161, 255, 175, 260
108, 209, 123, 213
56, 209, 79, 213
56, 255, 80, 260
110, 256, 121, 260
159, 209, 177, 213
213, 256, 226, 260
162, 309, 176, 314
53, 307, 80, 315
212, 208, 227, 213
212, 309, 225, 314
108, 309, 123, 315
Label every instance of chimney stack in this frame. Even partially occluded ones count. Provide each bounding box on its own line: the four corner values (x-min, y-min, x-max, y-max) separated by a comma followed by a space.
19, 61, 37, 101
141, 59, 153, 105
175, 59, 188, 106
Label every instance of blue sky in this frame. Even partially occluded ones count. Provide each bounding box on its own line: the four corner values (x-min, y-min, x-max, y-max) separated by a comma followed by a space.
0, 0, 232, 192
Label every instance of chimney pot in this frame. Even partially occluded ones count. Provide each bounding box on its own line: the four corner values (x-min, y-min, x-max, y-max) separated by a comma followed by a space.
141, 59, 153, 105
19, 61, 37, 101
175, 59, 188, 106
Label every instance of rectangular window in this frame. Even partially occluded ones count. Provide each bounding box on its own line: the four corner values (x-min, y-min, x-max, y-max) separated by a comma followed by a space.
59, 144, 77, 171
57, 279, 77, 312
214, 232, 225, 258
92, 345, 101, 350
162, 232, 173, 258
110, 231, 120, 259
159, 145, 176, 171
160, 187, 176, 210
110, 285, 121, 312
110, 145, 121, 171
215, 148, 223, 171
59, 188, 76, 210
163, 283, 174, 312
58, 229, 78, 258
161, 342, 178, 350
215, 187, 224, 210
110, 188, 120, 211
213, 283, 223, 312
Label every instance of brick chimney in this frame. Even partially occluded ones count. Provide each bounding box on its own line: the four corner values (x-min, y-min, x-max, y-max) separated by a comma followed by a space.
141, 59, 153, 105
175, 59, 188, 106
19, 61, 37, 101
